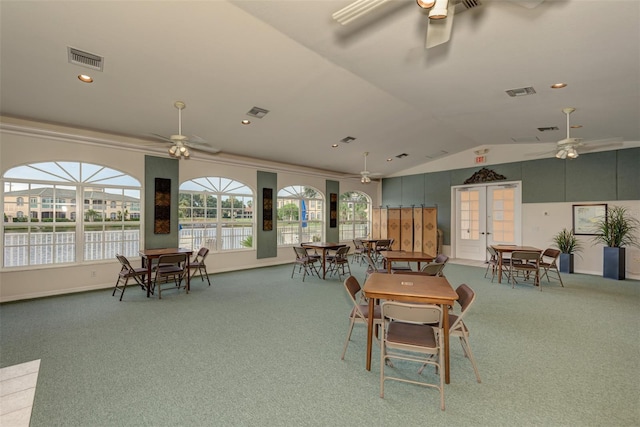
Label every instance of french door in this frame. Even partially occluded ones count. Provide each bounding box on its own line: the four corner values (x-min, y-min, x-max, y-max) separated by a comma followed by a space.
454, 182, 521, 261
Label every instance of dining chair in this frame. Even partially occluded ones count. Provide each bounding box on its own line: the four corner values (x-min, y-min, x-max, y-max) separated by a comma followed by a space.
352, 239, 366, 265
509, 251, 541, 290
326, 246, 351, 279
153, 253, 188, 299
380, 301, 445, 411
188, 247, 211, 286
394, 262, 445, 276
538, 248, 564, 287
419, 284, 481, 383
364, 252, 387, 283
485, 246, 510, 283
291, 246, 320, 282
373, 239, 392, 264
341, 276, 383, 360
113, 254, 149, 301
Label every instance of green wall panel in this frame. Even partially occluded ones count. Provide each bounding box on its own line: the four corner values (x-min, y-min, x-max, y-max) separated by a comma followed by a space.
565, 151, 617, 202
381, 177, 402, 206
401, 174, 425, 205
522, 158, 566, 203
326, 180, 339, 242
424, 171, 452, 245
144, 155, 179, 249
617, 148, 640, 200
257, 171, 277, 259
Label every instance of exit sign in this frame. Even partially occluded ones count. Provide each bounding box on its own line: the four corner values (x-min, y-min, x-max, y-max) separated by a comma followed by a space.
475, 155, 486, 164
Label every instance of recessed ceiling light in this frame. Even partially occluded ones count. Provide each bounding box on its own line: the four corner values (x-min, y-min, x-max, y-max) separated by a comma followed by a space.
241, 119, 251, 125
551, 83, 567, 89
386, 158, 393, 162
570, 125, 582, 129
78, 74, 93, 83
331, 144, 339, 148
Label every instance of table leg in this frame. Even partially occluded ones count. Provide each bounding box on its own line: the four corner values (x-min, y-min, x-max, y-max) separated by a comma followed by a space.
497, 252, 503, 283
186, 257, 190, 293
366, 298, 374, 371
443, 303, 451, 384
322, 249, 327, 279
145, 257, 152, 297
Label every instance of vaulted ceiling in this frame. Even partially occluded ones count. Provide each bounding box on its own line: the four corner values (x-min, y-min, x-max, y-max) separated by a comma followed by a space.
1, 1, 639, 178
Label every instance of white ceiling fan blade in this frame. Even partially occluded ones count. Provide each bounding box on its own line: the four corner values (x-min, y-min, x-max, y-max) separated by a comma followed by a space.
332, 0, 390, 25
186, 143, 221, 155
151, 133, 175, 143
425, 1, 456, 49
578, 137, 624, 152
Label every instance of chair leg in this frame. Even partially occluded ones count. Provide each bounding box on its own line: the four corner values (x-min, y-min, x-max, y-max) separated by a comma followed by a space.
459, 336, 481, 383
341, 315, 357, 360
555, 267, 564, 287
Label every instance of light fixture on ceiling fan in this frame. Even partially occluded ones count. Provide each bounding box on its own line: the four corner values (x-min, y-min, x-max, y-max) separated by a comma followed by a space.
152, 101, 221, 159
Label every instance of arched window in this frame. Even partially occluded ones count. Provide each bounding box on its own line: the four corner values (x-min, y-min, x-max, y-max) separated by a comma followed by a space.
179, 177, 254, 252
2, 161, 141, 267
339, 191, 371, 241
277, 185, 324, 245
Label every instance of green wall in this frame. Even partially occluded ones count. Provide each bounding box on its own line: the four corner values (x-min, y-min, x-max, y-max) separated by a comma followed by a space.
144, 155, 179, 249
381, 147, 640, 245
257, 171, 277, 259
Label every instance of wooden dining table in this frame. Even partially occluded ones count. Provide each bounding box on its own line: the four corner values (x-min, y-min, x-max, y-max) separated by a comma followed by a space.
491, 245, 542, 283
363, 272, 458, 383
301, 242, 347, 279
379, 250, 435, 273
138, 247, 193, 297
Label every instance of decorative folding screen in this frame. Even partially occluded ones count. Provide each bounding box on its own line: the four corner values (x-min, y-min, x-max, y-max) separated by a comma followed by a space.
370, 207, 438, 256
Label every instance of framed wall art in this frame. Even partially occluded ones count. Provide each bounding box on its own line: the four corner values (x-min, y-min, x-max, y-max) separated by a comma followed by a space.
329, 192, 337, 228
573, 203, 607, 235
154, 177, 171, 234
263, 188, 273, 231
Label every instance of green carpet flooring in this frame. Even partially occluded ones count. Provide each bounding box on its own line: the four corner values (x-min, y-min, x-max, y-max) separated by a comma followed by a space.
1, 261, 639, 426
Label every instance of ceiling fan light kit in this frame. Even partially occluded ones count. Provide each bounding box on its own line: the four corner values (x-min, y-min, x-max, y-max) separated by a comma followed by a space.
429, 0, 449, 19
416, 0, 436, 9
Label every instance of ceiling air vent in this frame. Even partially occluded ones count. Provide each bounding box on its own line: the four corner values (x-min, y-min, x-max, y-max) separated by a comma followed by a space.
537, 126, 559, 132
395, 153, 409, 159
425, 150, 448, 159
246, 107, 269, 119
67, 47, 104, 71
505, 86, 536, 97
340, 136, 356, 143
511, 136, 540, 143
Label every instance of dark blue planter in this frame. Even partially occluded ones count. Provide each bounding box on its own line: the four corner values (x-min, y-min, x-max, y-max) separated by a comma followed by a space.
603, 247, 625, 280
559, 253, 574, 274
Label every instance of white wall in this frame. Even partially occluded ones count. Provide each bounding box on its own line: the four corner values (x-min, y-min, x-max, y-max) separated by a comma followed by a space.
0, 118, 379, 301
523, 201, 640, 279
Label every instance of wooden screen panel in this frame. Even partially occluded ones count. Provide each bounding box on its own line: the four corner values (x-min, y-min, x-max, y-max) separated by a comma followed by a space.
413, 207, 423, 252
372, 208, 380, 239
400, 208, 413, 251
380, 208, 388, 239
387, 208, 401, 249
422, 207, 438, 256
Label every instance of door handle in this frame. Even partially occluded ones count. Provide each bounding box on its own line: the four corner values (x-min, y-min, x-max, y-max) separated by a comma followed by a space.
481, 232, 485, 235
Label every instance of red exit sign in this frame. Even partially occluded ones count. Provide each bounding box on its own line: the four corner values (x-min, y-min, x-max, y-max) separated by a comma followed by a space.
475, 155, 486, 164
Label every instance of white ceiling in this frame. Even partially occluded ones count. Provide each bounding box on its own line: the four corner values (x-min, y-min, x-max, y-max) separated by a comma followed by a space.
1, 1, 639, 177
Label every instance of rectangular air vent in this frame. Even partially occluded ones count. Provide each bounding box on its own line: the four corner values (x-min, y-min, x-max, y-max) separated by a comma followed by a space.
67, 47, 104, 71
511, 136, 540, 143
505, 86, 536, 97
537, 126, 559, 132
395, 153, 409, 159
425, 150, 448, 159
246, 107, 269, 118
340, 136, 356, 143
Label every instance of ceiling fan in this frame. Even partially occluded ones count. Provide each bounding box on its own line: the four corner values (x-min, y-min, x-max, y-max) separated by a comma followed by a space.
332, 0, 544, 49
153, 101, 221, 159
349, 152, 382, 183
551, 107, 622, 160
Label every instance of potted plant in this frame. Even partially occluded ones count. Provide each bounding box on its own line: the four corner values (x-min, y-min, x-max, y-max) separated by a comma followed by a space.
591, 205, 640, 280
552, 228, 582, 273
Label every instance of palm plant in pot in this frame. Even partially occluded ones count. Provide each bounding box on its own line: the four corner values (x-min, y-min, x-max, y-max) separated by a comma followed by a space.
591, 205, 640, 280
552, 228, 582, 273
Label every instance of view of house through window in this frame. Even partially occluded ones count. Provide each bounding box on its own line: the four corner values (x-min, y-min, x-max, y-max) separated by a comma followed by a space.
2, 162, 141, 267
178, 177, 254, 251
277, 186, 324, 245
339, 191, 371, 241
